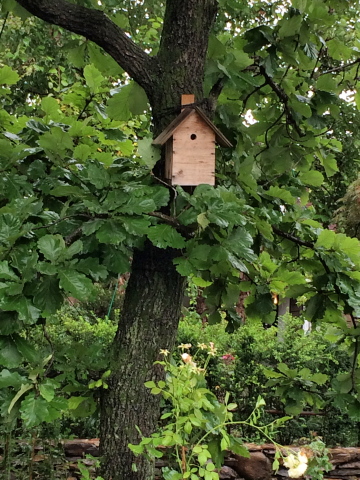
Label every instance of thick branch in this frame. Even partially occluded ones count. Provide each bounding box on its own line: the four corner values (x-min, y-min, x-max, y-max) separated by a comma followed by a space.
16, 0, 156, 95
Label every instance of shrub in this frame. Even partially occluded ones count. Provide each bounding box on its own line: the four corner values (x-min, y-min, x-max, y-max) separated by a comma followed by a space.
178, 310, 357, 446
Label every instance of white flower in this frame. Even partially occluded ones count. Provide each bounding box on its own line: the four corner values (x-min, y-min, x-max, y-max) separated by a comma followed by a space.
284, 454, 297, 469
181, 353, 198, 370
181, 353, 193, 364
207, 342, 217, 356
289, 462, 308, 478
284, 452, 308, 479
159, 349, 170, 356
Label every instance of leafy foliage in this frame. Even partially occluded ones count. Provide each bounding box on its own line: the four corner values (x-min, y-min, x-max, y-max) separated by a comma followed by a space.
2, 0, 360, 459
129, 347, 286, 480
178, 312, 357, 446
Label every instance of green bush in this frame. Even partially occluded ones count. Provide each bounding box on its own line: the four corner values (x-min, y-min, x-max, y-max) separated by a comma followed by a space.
177, 309, 358, 446
6, 286, 357, 447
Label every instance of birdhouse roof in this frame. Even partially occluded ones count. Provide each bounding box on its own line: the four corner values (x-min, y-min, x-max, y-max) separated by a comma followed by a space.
152, 107, 233, 148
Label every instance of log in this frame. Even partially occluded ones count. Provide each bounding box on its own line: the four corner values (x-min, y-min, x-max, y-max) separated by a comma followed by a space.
2, 439, 360, 479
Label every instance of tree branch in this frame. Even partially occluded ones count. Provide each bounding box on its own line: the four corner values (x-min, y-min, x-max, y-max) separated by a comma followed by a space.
16, 0, 156, 95
260, 66, 306, 138
0, 12, 9, 40
272, 226, 314, 249
319, 58, 360, 77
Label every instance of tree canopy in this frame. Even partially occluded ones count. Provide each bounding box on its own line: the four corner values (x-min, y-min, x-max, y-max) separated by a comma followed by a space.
2, 0, 360, 478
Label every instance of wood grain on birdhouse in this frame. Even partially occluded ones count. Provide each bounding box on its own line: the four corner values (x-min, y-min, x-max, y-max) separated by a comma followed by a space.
153, 95, 232, 186
171, 110, 215, 185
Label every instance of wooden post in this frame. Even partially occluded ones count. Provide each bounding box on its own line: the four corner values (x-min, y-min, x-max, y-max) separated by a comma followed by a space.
181, 94, 195, 111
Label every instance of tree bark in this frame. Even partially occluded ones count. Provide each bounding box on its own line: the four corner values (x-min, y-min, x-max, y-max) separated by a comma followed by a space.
15, 0, 218, 478
100, 243, 186, 480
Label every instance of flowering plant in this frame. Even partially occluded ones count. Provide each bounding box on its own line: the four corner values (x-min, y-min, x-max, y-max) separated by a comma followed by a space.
129, 343, 291, 480
283, 451, 308, 478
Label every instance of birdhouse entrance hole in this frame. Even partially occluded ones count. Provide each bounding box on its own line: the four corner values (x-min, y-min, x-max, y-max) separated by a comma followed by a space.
190, 134, 197, 140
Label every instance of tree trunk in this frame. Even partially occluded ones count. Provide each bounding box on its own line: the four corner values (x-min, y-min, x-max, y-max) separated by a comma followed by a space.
99, 1, 218, 476
99, 243, 186, 480
99, 2, 218, 477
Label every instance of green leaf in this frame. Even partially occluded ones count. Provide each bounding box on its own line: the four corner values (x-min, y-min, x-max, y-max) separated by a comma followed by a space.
198, 451, 209, 465
8, 384, 34, 414
310, 373, 328, 385
76, 257, 108, 281
197, 213, 210, 229
0, 65, 20, 85
263, 367, 284, 379
38, 127, 74, 155
334, 234, 360, 263
327, 38, 352, 61
266, 186, 295, 204
66, 240, 83, 259
144, 381, 156, 388
304, 294, 326, 322
151, 387, 161, 395
137, 137, 161, 168
14, 335, 39, 362
8, 298, 41, 324
280, 270, 306, 286
348, 401, 360, 421
119, 197, 156, 215
0, 337, 23, 368
73, 144, 92, 162
83, 64, 104, 94
278, 15, 302, 37
68, 396, 88, 410
223, 227, 255, 263
0, 369, 25, 389
20, 393, 50, 427
315, 230, 336, 249
0, 213, 21, 245
102, 245, 131, 274
0, 261, 19, 281
85, 161, 110, 188
41, 96, 61, 120
38, 234, 66, 262
191, 276, 212, 287
96, 221, 127, 244
316, 74, 338, 93
121, 216, 151, 236
33, 276, 63, 314
228, 438, 250, 458
289, 98, 312, 118
299, 170, 324, 187
58, 269, 94, 301
128, 443, 144, 455
107, 82, 148, 120
147, 225, 186, 249
39, 384, 55, 402
321, 154, 338, 177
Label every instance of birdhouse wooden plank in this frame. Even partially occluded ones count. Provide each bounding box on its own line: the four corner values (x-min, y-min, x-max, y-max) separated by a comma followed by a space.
153, 94, 232, 186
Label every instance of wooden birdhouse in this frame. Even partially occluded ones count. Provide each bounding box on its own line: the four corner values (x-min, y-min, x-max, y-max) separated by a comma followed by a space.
152, 94, 232, 186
